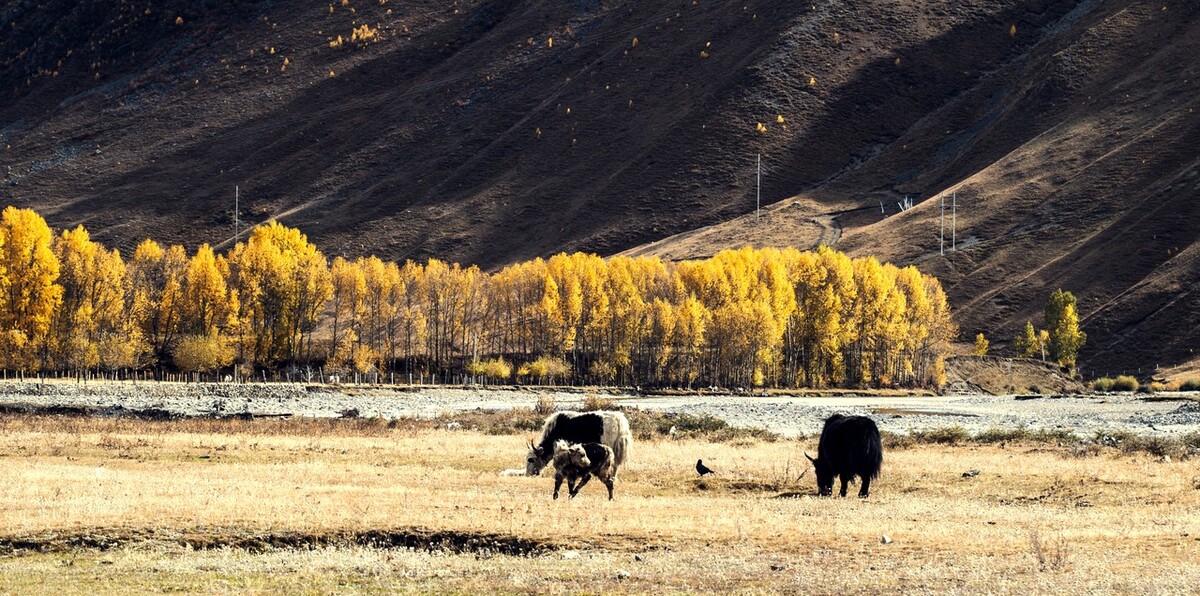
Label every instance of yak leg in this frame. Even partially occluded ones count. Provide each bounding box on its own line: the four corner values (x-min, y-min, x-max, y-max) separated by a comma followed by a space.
859, 475, 871, 498
838, 474, 851, 497
602, 475, 614, 500
571, 473, 593, 498
554, 474, 565, 500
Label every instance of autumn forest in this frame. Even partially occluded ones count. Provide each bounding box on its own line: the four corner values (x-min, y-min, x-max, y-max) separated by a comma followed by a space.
0, 206, 956, 388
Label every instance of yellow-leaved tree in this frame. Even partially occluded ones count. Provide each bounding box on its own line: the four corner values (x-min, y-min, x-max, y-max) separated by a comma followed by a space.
1044, 289, 1086, 371
358, 255, 400, 374
228, 221, 332, 367
0, 206, 62, 371
128, 240, 189, 364
327, 257, 366, 371
172, 244, 238, 374
181, 244, 236, 336
52, 225, 144, 371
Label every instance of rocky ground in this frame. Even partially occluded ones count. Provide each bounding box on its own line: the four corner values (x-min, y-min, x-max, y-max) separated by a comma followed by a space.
1, 381, 1198, 439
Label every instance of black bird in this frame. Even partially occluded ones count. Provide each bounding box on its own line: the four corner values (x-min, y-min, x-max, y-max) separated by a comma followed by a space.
696, 459, 714, 476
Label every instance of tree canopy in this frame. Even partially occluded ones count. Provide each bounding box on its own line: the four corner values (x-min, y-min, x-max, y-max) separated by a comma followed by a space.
0, 206, 958, 388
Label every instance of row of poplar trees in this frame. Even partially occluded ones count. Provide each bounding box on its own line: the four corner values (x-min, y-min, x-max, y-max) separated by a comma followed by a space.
0, 206, 956, 388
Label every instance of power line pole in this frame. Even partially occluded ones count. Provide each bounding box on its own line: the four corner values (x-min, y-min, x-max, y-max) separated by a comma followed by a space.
952, 190, 957, 252
756, 153, 761, 222
939, 193, 945, 256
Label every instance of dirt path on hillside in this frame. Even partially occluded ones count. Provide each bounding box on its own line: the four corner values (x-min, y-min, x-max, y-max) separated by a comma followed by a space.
811, 214, 842, 247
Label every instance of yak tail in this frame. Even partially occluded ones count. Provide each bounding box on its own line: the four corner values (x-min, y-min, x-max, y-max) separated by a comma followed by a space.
865, 428, 884, 480
607, 412, 632, 480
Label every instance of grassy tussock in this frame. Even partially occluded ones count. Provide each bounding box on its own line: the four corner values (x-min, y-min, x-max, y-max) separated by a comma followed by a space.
1091, 375, 1140, 392
581, 393, 618, 411
1112, 375, 1139, 392
1176, 378, 1200, 391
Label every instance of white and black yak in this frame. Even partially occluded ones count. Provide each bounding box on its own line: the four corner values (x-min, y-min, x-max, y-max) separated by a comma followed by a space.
551, 440, 616, 500
526, 411, 631, 478
806, 413, 883, 498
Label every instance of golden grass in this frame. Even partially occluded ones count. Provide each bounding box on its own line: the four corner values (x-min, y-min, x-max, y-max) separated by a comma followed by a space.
1, 414, 1198, 594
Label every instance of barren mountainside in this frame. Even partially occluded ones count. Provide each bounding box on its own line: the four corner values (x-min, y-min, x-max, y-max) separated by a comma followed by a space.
1, 0, 1197, 374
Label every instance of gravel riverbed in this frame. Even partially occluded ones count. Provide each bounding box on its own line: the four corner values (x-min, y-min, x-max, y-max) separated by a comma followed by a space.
2, 381, 1198, 438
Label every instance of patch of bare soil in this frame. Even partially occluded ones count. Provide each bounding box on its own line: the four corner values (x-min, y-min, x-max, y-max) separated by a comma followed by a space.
943, 355, 1085, 395
0, 528, 555, 557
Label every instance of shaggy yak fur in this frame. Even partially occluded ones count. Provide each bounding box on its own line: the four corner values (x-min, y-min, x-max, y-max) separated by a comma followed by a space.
526, 410, 631, 478
806, 414, 883, 498
551, 440, 616, 500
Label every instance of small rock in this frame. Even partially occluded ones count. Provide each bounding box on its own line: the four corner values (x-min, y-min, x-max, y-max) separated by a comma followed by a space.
1162, 455, 1171, 463
561, 550, 581, 560
770, 563, 788, 571
962, 468, 981, 478
880, 535, 893, 544
634, 554, 644, 562
615, 569, 630, 580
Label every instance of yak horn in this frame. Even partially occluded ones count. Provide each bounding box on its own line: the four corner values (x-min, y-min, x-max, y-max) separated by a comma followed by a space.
804, 452, 816, 464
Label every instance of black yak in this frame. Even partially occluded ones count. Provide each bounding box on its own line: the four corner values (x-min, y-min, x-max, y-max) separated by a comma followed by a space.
526, 411, 631, 478
805, 414, 882, 498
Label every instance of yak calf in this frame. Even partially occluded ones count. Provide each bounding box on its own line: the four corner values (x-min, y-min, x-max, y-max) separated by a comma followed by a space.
551, 440, 615, 500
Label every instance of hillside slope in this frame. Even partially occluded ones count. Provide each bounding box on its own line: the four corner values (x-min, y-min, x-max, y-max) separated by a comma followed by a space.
2, 0, 1197, 373
623, 0, 1200, 375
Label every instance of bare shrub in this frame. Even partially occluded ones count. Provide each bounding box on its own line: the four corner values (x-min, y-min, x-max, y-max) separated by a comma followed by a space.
880, 432, 915, 450
973, 427, 1029, 444
1028, 530, 1070, 571
762, 459, 809, 491
582, 394, 617, 411
1094, 430, 1198, 459
534, 394, 556, 416
1068, 441, 1102, 458
910, 426, 969, 445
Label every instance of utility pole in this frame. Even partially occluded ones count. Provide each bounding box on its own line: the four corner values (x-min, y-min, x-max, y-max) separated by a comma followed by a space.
939, 193, 945, 256
234, 185, 240, 245
952, 190, 957, 252
756, 153, 761, 222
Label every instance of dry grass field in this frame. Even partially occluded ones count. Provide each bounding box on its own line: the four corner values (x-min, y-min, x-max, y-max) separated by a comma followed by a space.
1, 414, 1198, 594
